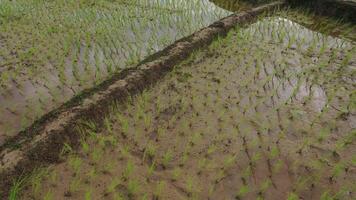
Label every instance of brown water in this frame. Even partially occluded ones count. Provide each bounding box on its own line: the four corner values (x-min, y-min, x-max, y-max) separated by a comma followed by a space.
0, 0, 231, 145
19, 17, 356, 200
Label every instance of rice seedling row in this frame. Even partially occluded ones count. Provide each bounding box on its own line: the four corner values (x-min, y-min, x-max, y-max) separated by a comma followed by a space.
15, 8, 356, 200
0, 0, 231, 144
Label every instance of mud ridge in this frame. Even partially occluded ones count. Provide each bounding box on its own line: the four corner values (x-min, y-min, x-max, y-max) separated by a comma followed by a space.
0, 1, 284, 197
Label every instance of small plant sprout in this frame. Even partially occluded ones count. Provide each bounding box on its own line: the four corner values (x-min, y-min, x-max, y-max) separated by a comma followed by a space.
68, 156, 82, 175
69, 176, 82, 194
84, 188, 92, 200
44, 190, 54, 200
236, 184, 250, 199
171, 167, 182, 182
116, 112, 129, 137
60, 143, 74, 158
127, 179, 140, 197
30, 168, 49, 198
120, 145, 130, 159
91, 147, 103, 164
113, 192, 125, 200
269, 145, 280, 159
87, 168, 97, 180
320, 191, 335, 200
260, 179, 272, 194
148, 161, 156, 178
162, 150, 173, 168
123, 160, 135, 181
153, 181, 166, 199
185, 177, 195, 197
223, 154, 236, 169
287, 192, 299, 200
206, 144, 217, 156
104, 117, 113, 134
9, 176, 27, 200
331, 162, 345, 180
80, 140, 90, 154
106, 178, 121, 194
143, 142, 157, 162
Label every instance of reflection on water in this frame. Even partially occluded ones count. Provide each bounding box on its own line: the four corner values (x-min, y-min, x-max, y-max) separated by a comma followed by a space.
0, 0, 231, 145
239, 17, 355, 118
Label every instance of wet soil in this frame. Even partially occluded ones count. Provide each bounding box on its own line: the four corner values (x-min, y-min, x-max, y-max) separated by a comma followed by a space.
0, 0, 231, 145
19, 17, 356, 200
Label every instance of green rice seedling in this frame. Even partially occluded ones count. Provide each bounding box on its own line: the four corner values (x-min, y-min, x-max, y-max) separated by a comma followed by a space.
106, 178, 121, 194
143, 142, 157, 162
30, 168, 49, 198
43, 190, 53, 200
185, 177, 195, 197
235, 184, 250, 199
223, 154, 236, 169
251, 152, 262, 167
153, 181, 166, 199
113, 192, 125, 200
143, 113, 152, 131
189, 132, 202, 146
269, 145, 280, 159
69, 176, 82, 194
180, 146, 191, 167
127, 179, 140, 197
48, 169, 58, 186
60, 143, 73, 158
294, 175, 312, 192
8, 176, 27, 200
320, 191, 335, 200
335, 130, 355, 151
242, 165, 252, 183
68, 155, 82, 174
260, 179, 272, 194
215, 169, 227, 183
206, 144, 218, 156
104, 117, 113, 134
147, 161, 156, 178
171, 167, 182, 182
197, 158, 207, 174
120, 144, 130, 159
123, 160, 135, 181
87, 168, 97, 180
317, 127, 330, 143
331, 162, 345, 180
84, 188, 92, 200
162, 149, 173, 168
90, 147, 103, 164
287, 192, 299, 200
116, 112, 129, 138
81, 139, 90, 154
103, 161, 115, 175
340, 49, 354, 68
156, 126, 165, 139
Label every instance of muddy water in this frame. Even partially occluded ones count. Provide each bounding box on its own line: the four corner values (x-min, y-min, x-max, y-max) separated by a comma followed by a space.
20, 17, 355, 199
0, 0, 231, 145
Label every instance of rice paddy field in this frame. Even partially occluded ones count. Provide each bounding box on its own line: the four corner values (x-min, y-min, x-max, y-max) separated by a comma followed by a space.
1, 0, 356, 200
0, 0, 231, 144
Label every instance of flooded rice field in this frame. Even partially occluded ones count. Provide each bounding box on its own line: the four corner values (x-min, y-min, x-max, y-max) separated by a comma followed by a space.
15, 9, 356, 200
0, 0, 231, 144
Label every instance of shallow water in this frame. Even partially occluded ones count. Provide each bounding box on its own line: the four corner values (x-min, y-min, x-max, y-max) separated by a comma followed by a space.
0, 0, 355, 147
0, 0, 231, 144
19, 16, 356, 200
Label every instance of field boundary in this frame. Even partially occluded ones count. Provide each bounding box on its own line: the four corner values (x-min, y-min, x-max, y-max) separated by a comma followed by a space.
0, 1, 284, 197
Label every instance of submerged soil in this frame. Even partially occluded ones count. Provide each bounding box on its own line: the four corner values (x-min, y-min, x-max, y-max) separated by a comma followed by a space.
0, 0, 230, 145
19, 17, 355, 200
